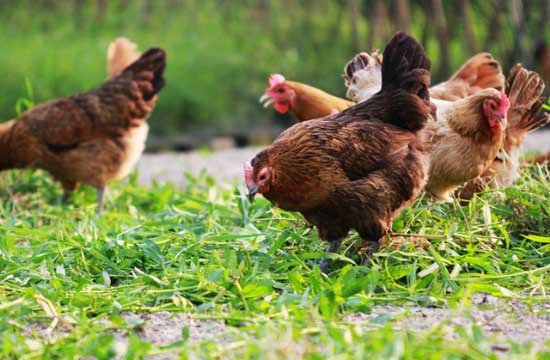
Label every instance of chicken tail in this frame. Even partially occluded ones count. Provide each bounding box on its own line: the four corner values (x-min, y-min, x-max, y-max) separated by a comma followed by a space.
343, 51, 383, 85
504, 64, 549, 152
343, 51, 383, 103
378, 32, 432, 132
107, 37, 141, 79
121, 48, 167, 101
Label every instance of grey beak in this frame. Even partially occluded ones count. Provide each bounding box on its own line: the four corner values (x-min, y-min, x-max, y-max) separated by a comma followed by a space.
248, 185, 259, 202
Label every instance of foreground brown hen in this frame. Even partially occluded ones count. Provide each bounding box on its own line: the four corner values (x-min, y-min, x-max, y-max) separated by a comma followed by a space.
245, 32, 433, 272
0, 48, 166, 212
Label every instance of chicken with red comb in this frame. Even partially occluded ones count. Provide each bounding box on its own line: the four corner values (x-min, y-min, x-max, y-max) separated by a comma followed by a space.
246, 32, 433, 272
260, 73, 353, 122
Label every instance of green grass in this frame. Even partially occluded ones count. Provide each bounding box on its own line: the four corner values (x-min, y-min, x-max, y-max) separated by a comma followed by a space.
0, 166, 550, 359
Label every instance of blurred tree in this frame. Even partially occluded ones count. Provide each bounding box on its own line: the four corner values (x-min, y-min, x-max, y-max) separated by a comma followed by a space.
96, 0, 107, 22
460, 0, 477, 53
394, 0, 411, 32
509, 0, 527, 66
350, 0, 362, 52
483, 0, 504, 51
367, 0, 391, 48
431, 0, 449, 79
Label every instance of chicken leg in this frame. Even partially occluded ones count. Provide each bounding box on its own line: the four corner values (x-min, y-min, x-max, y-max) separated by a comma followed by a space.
319, 238, 343, 274
61, 191, 72, 205
362, 241, 380, 267
60, 181, 79, 205
96, 187, 105, 215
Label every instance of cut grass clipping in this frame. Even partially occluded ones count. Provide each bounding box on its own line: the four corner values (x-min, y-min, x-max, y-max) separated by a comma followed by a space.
0, 165, 550, 358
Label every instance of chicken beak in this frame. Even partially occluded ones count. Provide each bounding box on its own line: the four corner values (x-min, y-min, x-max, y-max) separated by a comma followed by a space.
259, 93, 274, 108
497, 114, 507, 129
247, 185, 259, 202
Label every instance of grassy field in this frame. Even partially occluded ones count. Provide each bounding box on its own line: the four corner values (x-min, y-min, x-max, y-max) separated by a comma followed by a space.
0, 164, 549, 359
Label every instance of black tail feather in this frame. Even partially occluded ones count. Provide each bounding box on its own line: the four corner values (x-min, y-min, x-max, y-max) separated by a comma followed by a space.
381, 32, 431, 90
123, 48, 167, 100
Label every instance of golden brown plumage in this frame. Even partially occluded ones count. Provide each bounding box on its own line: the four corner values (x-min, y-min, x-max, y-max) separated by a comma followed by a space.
458, 65, 550, 199
0, 48, 166, 212
424, 89, 509, 201
246, 32, 433, 272
260, 74, 354, 122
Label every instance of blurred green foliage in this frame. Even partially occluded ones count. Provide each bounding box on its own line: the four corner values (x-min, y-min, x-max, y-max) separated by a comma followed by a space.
0, 0, 548, 138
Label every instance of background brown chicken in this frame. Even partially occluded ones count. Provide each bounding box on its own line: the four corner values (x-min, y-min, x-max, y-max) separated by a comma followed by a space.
425, 89, 509, 201
260, 74, 354, 122
107, 37, 142, 79
246, 32, 432, 272
458, 65, 550, 199
0, 48, 166, 213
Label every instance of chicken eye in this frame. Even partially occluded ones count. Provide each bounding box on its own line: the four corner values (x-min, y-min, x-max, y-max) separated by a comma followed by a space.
259, 173, 267, 181
277, 87, 285, 93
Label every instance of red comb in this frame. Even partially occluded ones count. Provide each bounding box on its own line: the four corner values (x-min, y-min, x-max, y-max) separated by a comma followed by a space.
269, 74, 285, 87
498, 91, 510, 115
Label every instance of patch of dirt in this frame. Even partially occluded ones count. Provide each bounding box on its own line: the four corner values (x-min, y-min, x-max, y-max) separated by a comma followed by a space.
346, 293, 550, 353
23, 294, 550, 358
121, 311, 228, 346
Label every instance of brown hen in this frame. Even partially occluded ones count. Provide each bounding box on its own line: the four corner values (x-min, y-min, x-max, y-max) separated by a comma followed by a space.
0, 48, 166, 213
246, 32, 433, 272
458, 65, 550, 199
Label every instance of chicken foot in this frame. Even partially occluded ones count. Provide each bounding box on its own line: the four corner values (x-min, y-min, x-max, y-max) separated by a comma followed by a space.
319, 238, 343, 274
60, 191, 72, 205
362, 241, 380, 267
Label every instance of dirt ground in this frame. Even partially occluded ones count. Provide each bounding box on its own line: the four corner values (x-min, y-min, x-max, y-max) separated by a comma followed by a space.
31, 294, 550, 358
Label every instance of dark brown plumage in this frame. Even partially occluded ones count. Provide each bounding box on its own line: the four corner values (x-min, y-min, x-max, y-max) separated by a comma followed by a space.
245, 32, 433, 272
0, 48, 166, 212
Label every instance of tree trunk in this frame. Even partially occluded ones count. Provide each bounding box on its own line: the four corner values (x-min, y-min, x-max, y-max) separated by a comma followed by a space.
74, 0, 86, 29
460, 0, 477, 53
367, 0, 390, 49
421, 0, 432, 53
394, 0, 411, 32
509, 0, 526, 65
95, 0, 107, 23
431, 0, 449, 81
483, 0, 503, 51
350, 0, 361, 52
